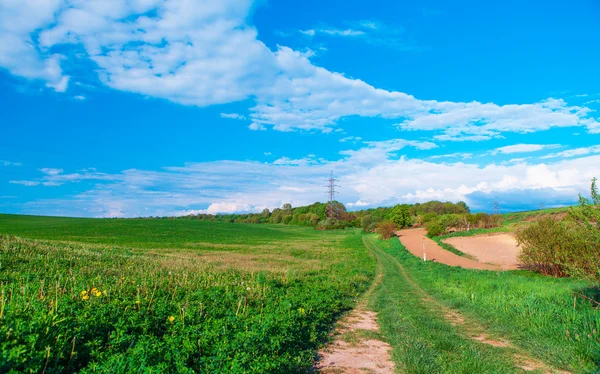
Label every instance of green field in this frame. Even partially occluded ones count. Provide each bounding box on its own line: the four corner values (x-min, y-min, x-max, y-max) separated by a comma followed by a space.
0, 215, 375, 373
1, 213, 598, 373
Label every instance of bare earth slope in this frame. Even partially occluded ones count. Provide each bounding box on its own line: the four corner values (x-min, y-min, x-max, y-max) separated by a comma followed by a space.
443, 233, 520, 270
397, 228, 502, 270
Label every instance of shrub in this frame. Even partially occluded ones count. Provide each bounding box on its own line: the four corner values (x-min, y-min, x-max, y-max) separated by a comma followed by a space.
425, 213, 503, 237
425, 219, 446, 237
375, 221, 397, 239
516, 178, 600, 282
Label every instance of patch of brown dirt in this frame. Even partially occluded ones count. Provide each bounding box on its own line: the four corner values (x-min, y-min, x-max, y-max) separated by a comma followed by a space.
338, 311, 379, 333
442, 233, 520, 269
470, 333, 509, 347
396, 228, 501, 270
317, 310, 394, 374
444, 311, 465, 326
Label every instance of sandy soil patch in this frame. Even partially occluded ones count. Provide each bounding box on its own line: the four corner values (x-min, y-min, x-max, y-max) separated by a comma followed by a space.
397, 228, 500, 270
317, 310, 394, 374
442, 233, 520, 269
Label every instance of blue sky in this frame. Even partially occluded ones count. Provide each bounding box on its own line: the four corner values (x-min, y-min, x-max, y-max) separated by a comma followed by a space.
1, 0, 600, 217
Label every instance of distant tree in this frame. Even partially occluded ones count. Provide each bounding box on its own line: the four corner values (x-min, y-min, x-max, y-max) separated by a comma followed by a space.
261, 208, 270, 217
282, 203, 292, 212
456, 201, 470, 213
389, 204, 411, 228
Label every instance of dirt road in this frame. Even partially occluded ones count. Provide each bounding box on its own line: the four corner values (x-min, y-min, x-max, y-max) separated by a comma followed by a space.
396, 228, 502, 270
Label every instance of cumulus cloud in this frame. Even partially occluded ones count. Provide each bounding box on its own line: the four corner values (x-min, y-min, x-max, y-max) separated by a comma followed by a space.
0, 0, 597, 138
12, 137, 600, 217
0, 0, 69, 91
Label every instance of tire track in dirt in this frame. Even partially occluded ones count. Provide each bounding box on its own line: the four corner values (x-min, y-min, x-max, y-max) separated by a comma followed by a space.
316, 240, 395, 374
367, 236, 569, 374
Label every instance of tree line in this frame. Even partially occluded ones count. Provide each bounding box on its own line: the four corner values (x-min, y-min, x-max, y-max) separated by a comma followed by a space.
152, 200, 471, 230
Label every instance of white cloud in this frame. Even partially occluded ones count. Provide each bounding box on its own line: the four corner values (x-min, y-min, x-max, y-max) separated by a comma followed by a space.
10, 180, 40, 187
339, 136, 363, 143
491, 143, 561, 155
18, 144, 600, 217
1, 160, 22, 166
39, 168, 64, 175
429, 152, 472, 160
0, 1, 597, 138
310, 28, 365, 37
0, 0, 69, 91
541, 145, 600, 159
248, 122, 266, 131
73, 95, 86, 101
220, 113, 246, 120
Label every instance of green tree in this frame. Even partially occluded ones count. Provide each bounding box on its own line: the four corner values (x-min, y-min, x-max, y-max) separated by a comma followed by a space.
389, 204, 411, 228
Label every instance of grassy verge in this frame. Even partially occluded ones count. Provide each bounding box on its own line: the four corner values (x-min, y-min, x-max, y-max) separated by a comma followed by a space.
368, 235, 599, 373
0, 220, 375, 372
430, 236, 476, 259
363, 236, 520, 373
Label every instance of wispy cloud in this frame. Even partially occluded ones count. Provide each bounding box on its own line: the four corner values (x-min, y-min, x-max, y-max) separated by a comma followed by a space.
541, 145, 600, 159
220, 113, 247, 120
429, 152, 473, 160
297, 19, 422, 51
1, 160, 22, 167
39, 168, 64, 175
9, 181, 40, 187
490, 143, 561, 155
300, 28, 365, 37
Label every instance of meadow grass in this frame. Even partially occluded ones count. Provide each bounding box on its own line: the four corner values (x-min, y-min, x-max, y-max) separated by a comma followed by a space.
0, 215, 375, 373
0, 214, 311, 249
370, 236, 600, 373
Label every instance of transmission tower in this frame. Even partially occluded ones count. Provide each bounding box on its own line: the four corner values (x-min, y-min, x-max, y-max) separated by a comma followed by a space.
493, 197, 500, 215
325, 171, 340, 220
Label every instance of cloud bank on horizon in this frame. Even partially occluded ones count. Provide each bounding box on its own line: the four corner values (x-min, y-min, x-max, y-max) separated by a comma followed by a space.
1, 0, 600, 217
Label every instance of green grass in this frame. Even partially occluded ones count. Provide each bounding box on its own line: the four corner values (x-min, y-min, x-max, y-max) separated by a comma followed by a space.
3, 213, 599, 373
369, 236, 600, 373
0, 214, 310, 249
0, 215, 375, 373
364, 236, 520, 373
430, 236, 475, 259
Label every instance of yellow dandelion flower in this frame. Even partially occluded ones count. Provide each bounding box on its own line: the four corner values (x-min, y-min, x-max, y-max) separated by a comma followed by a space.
82, 295, 90, 301
94, 291, 102, 297
168, 316, 175, 323
102, 290, 107, 296
80, 290, 88, 296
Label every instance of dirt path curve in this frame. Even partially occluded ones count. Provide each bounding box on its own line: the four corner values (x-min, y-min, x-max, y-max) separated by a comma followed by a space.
316, 240, 395, 373
397, 228, 502, 270
365, 236, 569, 374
